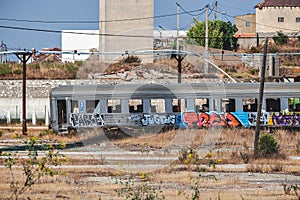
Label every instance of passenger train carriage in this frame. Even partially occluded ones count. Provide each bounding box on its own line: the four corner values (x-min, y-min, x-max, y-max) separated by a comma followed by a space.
50, 83, 300, 133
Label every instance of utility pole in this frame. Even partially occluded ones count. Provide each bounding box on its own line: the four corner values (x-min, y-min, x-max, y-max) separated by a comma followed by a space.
175, 51, 185, 83
254, 37, 268, 158
15, 51, 33, 135
205, 4, 209, 74
176, 1, 180, 52
1, 41, 7, 63
214, 1, 218, 21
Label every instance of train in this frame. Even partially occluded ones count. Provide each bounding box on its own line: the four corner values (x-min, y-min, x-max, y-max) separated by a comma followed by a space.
49, 82, 300, 133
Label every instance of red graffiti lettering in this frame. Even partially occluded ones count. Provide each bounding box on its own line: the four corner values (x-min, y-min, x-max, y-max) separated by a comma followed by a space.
197, 113, 210, 128
225, 113, 240, 127
183, 112, 242, 128
209, 113, 226, 127
183, 112, 199, 127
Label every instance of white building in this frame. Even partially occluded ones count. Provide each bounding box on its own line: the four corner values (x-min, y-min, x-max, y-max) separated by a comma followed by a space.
61, 30, 186, 62
255, 0, 300, 35
61, 30, 99, 62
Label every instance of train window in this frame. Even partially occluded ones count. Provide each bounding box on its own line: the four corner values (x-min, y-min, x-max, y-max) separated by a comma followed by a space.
86, 100, 100, 113
266, 98, 281, 112
288, 98, 300, 111
195, 98, 209, 112
129, 99, 143, 113
108, 100, 121, 113
243, 98, 257, 112
71, 100, 79, 113
151, 99, 165, 113
222, 98, 236, 112
172, 99, 188, 112
172, 99, 179, 112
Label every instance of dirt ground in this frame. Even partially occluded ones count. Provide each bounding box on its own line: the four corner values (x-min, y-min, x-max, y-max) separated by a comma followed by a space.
0, 128, 300, 200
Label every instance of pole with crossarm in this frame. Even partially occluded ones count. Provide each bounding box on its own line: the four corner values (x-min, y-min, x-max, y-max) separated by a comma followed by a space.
15, 51, 33, 135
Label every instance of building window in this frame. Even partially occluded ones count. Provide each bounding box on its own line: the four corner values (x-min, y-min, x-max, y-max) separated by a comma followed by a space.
296, 17, 300, 23
278, 17, 284, 22
245, 21, 251, 27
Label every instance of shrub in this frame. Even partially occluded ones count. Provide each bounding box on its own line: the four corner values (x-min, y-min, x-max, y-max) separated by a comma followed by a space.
0, 64, 12, 76
2, 135, 67, 199
272, 31, 288, 45
250, 46, 259, 53
121, 55, 141, 64
258, 133, 280, 157
115, 174, 165, 200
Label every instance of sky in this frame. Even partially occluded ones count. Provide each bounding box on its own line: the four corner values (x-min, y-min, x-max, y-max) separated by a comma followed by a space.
0, 0, 262, 57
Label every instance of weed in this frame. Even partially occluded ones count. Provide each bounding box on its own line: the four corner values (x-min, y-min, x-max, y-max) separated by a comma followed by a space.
115, 173, 165, 200
296, 139, 300, 155
178, 147, 199, 166
269, 164, 283, 172
247, 164, 264, 173
283, 183, 299, 198
240, 152, 249, 164
1, 135, 67, 200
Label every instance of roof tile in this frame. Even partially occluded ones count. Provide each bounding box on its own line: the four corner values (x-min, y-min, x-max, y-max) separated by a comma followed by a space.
256, 0, 300, 8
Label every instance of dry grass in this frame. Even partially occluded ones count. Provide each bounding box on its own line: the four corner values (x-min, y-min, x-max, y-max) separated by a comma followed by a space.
1, 128, 300, 199
0, 167, 298, 200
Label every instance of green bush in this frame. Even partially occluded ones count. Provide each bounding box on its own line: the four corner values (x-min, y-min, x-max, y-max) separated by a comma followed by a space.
0, 64, 12, 76
258, 133, 280, 157
272, 31, 288, 45
250, 46, 259, 53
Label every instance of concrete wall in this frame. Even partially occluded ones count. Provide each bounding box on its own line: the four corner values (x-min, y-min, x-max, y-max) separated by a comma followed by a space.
0, 80, 107, 121
99, 0, 154, 63
256, 6, 300, 33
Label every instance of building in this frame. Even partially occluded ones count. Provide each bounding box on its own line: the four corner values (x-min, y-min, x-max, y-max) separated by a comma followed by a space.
153, 30, 187, 49
255, 0, 300, 35
234, 0, 300, 49
234, 14, 257, 49
99, 0, 154, 63
61, 30, 99, 62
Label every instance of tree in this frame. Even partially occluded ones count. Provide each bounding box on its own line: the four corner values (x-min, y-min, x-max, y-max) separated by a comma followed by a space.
186, 19, 238, 50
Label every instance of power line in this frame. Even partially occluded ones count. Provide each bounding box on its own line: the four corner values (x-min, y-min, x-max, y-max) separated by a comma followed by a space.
218, 3, 256, 14
1, 24, 298, 40
177, 4, 206, 17
212, 8, 299, 33
0, 7, 207, 24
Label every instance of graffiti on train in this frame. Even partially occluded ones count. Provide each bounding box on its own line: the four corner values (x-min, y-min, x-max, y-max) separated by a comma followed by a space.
70, 113, 104, 127
131, 114, 176, 126
271, 112, 300, 126
248, 111, 300, 127
179, 111, 249, 128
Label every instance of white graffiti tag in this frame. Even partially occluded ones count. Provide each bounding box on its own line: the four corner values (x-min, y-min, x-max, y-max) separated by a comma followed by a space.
140, 114, 176, 126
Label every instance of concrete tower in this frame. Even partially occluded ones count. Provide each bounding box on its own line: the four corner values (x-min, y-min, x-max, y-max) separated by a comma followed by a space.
99, 0, 154, 63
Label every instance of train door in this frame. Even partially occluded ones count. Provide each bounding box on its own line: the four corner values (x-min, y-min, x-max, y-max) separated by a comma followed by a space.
57, 100, 67, 129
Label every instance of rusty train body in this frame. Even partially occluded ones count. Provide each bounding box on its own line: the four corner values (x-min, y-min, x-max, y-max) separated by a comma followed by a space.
49, 82, 300, 133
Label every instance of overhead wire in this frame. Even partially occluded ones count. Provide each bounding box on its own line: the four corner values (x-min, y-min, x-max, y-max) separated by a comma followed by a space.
212, 7, 299, 33
0, 7, 207, 24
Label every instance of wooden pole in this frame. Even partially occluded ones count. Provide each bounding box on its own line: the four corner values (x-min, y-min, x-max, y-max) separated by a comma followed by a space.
15, 51, 32, 135
254, 37, 268, 157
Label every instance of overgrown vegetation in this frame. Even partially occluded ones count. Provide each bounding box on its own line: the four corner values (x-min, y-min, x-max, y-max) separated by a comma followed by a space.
273, 31, 289, 45
115, 173, 165, 200
1, 135, 67, 200
258, 133, 280, 158
0, 61, 81, 79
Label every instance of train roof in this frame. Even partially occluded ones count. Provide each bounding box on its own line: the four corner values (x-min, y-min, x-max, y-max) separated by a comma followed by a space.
50, 82, 300, 100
